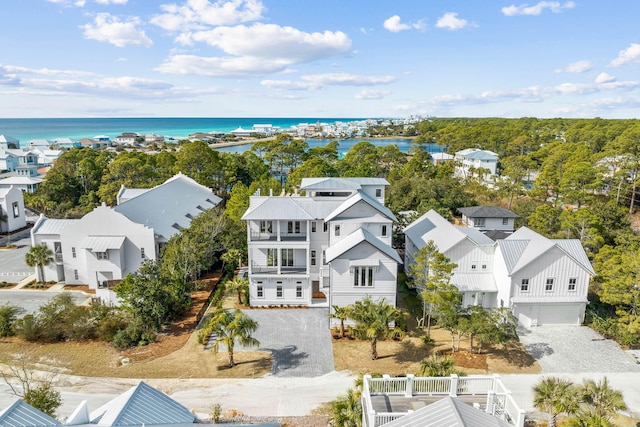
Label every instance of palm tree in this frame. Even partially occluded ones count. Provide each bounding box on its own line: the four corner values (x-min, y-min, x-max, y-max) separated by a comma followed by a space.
225, 277, 249, 306
580, 377, 626, 420
24, 244, 54, 283
330, 305, 352, 338
349, 296, 405, 360
533, 377, 580, 427
419, 354, 466, 377
202, 308, 259, 367
329, 388, 362, 427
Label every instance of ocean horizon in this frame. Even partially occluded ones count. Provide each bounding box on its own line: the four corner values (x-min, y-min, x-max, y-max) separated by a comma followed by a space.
0, 117, 367, 143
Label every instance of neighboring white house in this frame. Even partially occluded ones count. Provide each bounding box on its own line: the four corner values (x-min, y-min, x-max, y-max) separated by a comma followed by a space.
454, 148, 498, 181
242, 177, 401, 315
30, 173, 222, 303
403, 209, 594, 326
457, 206, 519, 232
0, 164, 44, 193
0, 150, 19, 172
0, 186, 26, 233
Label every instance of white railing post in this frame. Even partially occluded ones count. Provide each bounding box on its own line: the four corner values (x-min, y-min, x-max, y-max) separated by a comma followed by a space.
449, 374, 458, 397
486, 390, 495, 414
517, 408, 526, 427
405, 374, 414, 397
492, 373, 501, 393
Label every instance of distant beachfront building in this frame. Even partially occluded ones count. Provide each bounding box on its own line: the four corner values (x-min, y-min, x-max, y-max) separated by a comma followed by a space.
113, 132, 140, 145
0, 134, 20, 150
230, 126, 253, 138
30, 173, 222, 303
144, 133, 165, 144
252, 124, 274, 136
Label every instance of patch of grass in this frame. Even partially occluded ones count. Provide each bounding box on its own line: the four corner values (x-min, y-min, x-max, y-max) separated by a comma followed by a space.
0, 281, 14, 288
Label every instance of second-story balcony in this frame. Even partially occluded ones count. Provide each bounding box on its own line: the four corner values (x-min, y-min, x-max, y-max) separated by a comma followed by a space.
250, 263, 308, 275
249, 231, 307, 242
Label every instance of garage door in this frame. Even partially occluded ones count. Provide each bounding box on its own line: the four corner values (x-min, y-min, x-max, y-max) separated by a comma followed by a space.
514, 303, 585, 327
537, 304, 583, 326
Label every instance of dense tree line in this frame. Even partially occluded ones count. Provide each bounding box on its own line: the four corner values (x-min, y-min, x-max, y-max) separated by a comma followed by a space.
23, 117, 640, 347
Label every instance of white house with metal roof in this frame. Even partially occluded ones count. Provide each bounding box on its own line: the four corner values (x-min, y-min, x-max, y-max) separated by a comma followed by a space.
242, 177, 400, 313
0, 186, 27, 233
454, 148, 498, 182
30, 174, 221, 303
457, 206, 519, 233
404, 209, 593, 326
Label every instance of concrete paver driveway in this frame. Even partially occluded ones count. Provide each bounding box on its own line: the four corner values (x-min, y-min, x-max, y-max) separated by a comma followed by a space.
518, 325, 640, 373
237, 308, 334, 378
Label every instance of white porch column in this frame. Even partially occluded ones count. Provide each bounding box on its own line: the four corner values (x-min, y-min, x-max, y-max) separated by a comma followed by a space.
277, 221, 281, 241
306, 247, 310, 274
485, 390, 495, 414
277, 248, 281, 274
449, 374, 458, 397
405, 374, 414, 397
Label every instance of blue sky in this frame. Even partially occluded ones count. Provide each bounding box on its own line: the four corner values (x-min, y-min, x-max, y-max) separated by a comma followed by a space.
2, 0, 640, 118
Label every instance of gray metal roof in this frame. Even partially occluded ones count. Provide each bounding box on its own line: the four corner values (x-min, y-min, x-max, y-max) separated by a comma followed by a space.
453, 273, 497, 292
82, 236, 126, 252
300, 177, 389, 190
89, 381, 195, 426
324, 190, 396, 222
242, 197, 314, 220
457, 206, 519, 219
381, 395, 511, 427
455, 148, 499, 160
498, 227, 595, 276
32, 217, 78, 235
0, 399, 61, 427
114, 173, 221, 241
325, 228, 401, 263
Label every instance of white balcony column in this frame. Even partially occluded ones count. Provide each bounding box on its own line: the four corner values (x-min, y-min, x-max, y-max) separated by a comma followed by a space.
277, 248, 281, 274
247, 222, 251, 242
306, 247, 310, 274
306, 221, 310, 242
277, 221, 281, 241
405, 374, 414, 397
485, 390, 495, 414
449, 374, 458, 397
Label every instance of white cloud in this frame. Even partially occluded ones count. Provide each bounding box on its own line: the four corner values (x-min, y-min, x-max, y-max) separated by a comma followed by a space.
48, 0, 126, 5
555, 59, 592, 73
95, 0, 128, 4
435, 12, 469, 30
261, 73, 396, 90
501, 1, 575, 16
151, 0, 264, 31
595, 72, 615, 83
383, 15, 425, 33
355, 89, 391, 100
81, 13, 153, 47
610, 43, 640, 67
159, 23, 351, 77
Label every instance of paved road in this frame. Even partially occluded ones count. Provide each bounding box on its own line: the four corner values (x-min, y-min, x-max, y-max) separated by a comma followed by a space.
0, 289, 92, 313
235, 308, 335, 378
518, 325, 640, 373
0, 236, 33, 283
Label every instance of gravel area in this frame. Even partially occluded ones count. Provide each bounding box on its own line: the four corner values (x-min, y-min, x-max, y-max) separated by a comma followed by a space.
237, 308, 335, 378
518, 325, 640, 373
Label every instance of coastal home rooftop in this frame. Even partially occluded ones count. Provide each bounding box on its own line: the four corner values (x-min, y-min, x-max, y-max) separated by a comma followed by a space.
361, 374, 525, 427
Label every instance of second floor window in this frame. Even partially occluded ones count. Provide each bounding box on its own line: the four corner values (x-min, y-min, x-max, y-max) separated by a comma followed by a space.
267, 248, 277, 266
96, 251, 108, 260
71, 247, 76, 258
545, 278, 554, 291
260, 221, 272, 233
568, 277, 577, 291
521, 278, 529, 292
281, 248, 294, 266
382, 225, 387, 237
311, 250, 317, 266
353, 266, 374, 287
334, 225, 341, 236
475, 218, 486, 227
288, 221, 301, 234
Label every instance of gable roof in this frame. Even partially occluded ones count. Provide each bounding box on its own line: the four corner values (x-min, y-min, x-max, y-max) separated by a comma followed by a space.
32, 216, 79, 235
0, 399, 61, 427
0, 135, 19, 144
89, 381, 195, 426
242, 197, 315, 221
325, 228, 401, 264
455, 148, 498, 160
498, 227, 595, 276
300, 177, 389, 190
381, 396, 511, 427
324, 190, 396, 222
403, 210, 493, 254
457, 206, 519, 219
113, 173, 221, 241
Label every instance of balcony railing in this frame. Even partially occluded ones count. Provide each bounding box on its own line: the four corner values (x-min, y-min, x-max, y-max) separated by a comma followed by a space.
250, 263, 307, 274
55, 253, 63, 262
361, 374, 525, 427
249, 232, 308, 242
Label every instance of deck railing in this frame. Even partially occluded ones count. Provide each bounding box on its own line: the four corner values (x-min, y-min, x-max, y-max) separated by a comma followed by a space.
362, 374, 525, 427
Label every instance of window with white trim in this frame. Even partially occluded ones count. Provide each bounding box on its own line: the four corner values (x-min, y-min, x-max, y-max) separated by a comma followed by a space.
481, 263, 487, 270
502, 218, 509, 225
267, 248, 277, 266
382, 224, 387, 237
12, 202, 19, 218
141, 248, 146, 259
353, 266, 375, 287
74, 269, 79, 280
296, 283, 303, 298
545, 278, 554, 291
257, 283, 264, 298
471, 263, 477, 271
96, 251, 108, 260
288, 221, 301, 234
334, 224, 340, 236
475, 218, 485, 227
568, 277, 577, 291
310, 250, 316, 266
71, 247, 76, 258
281, 248, 294, 266
311, 221, 317, 232
376, 188, 382, 197
276, 282, 283, 298
520, 278, 529, 292
323, 222, 328, 232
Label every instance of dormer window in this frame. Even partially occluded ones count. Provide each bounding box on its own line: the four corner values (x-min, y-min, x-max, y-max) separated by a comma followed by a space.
376, 188, 382, 198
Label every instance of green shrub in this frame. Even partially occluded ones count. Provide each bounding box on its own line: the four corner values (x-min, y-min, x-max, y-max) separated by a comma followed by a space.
0, 303, 24, 337
14, 314, 42, 341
